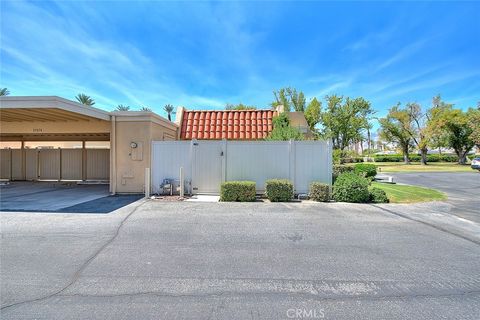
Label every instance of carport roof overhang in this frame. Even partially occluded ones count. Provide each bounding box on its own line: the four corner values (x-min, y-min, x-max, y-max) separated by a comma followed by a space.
0, 96, 111, 122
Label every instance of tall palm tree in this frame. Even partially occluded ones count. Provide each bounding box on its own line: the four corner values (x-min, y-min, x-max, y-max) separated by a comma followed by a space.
75, 93, 95, 106
0, 88, 10, 96
164, 104, 175, 121
116, 104, 130, 111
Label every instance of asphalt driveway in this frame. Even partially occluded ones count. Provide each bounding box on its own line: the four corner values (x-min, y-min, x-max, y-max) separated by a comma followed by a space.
389, 172, 480, 223
0, 182, 142, 213
1, 199, 480, 319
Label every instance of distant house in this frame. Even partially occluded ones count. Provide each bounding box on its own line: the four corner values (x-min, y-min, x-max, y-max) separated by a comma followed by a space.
175, 105, 312, 140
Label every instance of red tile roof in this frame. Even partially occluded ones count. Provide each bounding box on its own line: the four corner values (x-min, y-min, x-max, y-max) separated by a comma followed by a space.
180, 109, 278, 140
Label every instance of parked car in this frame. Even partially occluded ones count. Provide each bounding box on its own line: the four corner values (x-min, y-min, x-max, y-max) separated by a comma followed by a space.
471, 157, 480, 171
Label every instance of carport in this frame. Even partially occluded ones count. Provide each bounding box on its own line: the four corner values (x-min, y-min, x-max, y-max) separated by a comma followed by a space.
0, 96, 111, 184
1, 96, 179, 196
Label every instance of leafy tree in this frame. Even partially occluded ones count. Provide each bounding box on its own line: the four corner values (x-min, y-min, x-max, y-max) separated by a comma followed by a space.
163, 104, 175, 121
0, 88, 10, 96
225, 103, 256, 110
404, 102, 430, 165
467, 107, 480, 149
427, 95, 452, 154
270, 88, 290, 110
304, 97, 321, 130
266, 113, 304, 141
429, 104, 474, 164
320, 95, 374, 155
378, 104, 413, 164
116, 104, 130, 111
140, 106, 152, 112
271, 87, 306, 112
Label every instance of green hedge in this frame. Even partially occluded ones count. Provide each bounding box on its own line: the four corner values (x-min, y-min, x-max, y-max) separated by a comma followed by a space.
368, 187, 389, 203
265, 179, 294, 202
373, 154, 458, 162
309, 182, 330, 202
354, 163, 377, 179
332, 172, 370, 203
333, 165, 354, 182
220, 181, 256, 202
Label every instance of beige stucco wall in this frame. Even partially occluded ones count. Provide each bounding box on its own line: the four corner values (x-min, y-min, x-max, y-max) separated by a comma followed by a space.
0, 120, 110, 136
113, 117, 177, 193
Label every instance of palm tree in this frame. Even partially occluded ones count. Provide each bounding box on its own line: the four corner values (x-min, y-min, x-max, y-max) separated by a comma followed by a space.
164, 104, 175, 121
116, 104, 130, 111
75, 93, 95, 106
0, 88, 10, 96
140, 106, 152, 112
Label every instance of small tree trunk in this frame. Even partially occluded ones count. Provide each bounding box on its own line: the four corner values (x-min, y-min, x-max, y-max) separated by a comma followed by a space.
420, 148, 428, 165
458, 150, 467, 165
403, 147, 410, 164
438, 147, 442, 155
367, 129, 371, 154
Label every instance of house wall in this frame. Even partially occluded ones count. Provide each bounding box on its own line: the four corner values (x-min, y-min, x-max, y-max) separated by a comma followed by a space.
113, 117, 178, 193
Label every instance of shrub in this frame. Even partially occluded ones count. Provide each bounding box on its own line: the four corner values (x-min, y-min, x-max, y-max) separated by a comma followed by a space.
354, 163, 377, 179
265, 179, 294, 202
220, 181, 256, 202
373, 154, 458, 163
332, 164, 354, 182
332, 172, 370, 203
309, 182, 330, 202
368, 187, 389, 203
342, 157, 364, 163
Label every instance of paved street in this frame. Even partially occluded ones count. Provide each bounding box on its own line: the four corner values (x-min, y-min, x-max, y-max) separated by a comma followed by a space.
389, 172, 480, 223
1, 191, 480, 319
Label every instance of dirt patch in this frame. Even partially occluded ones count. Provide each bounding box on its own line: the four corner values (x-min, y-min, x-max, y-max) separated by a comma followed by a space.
151, 195, 189, 202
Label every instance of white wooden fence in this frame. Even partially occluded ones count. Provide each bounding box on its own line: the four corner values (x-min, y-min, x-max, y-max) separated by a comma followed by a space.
151, 140, 332, 195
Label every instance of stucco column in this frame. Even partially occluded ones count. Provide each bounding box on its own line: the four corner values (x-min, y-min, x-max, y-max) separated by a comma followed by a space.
110, 116, 117, 194
82, 141, 87, 181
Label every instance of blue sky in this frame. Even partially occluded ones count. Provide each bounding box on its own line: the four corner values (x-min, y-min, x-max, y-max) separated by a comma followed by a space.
1, 0, 479, 120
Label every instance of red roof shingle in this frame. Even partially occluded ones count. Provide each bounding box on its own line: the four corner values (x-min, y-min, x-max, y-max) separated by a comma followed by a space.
180, 109, 277, 140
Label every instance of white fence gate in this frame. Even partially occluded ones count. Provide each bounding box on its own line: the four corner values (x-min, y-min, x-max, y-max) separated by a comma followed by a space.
151, 140, 332, 195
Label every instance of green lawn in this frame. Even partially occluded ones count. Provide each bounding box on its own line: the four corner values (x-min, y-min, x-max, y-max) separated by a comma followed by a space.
371, 182, 447, 203
374, 162, 473, 173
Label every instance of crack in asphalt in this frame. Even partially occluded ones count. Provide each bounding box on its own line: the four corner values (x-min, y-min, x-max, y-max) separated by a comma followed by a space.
370, 204, 480, 246
0, 200, 147, 311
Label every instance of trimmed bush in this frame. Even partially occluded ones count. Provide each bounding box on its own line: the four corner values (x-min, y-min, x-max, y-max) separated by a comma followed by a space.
265, 179, 294, 202
341, 157, 365, 164
354, 163, 377, 179
333, 164, 354, 182
220, 181, 256, 202
332, 172, 370, 203
368, 187, 389, 203
309, 182, 330, 202
373, 154, 458, 163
